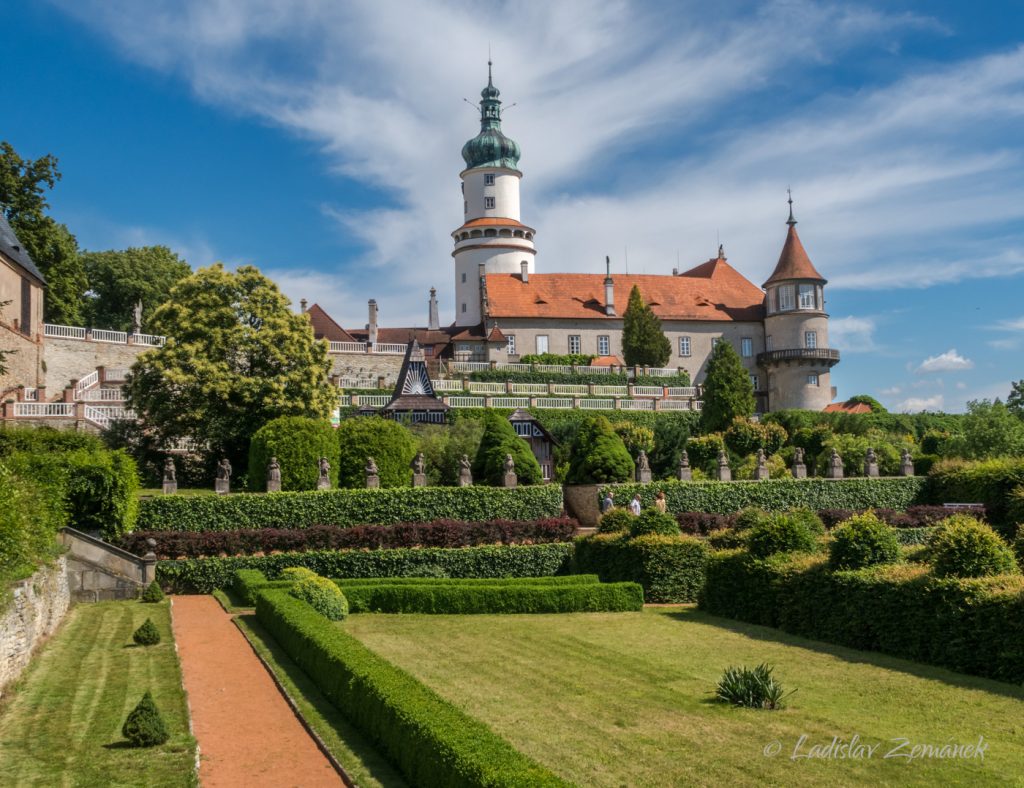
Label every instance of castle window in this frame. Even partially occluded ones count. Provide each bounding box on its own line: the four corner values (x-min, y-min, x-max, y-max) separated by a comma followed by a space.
507, 335, 516, 355
679, 336, 691, 357
485, 196, 496, 209
741, 337, 753, 357
750, 375, 759, 390
766, 335, 773, 351
536, 335, 549, 354
799, 284, 816, 309
778, 285, 795, 311
484, 174, 495, 185
484, 229, 497, 237
807, 373, 819, 386
804, 331, 817, 349
598, 335, 610, 356
461, 303, 467, 313
568, 335, 581, 354
462, 273, 467, 283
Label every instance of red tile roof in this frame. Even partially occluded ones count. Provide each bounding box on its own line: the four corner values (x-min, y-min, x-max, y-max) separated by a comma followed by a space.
306, 303, 357, 342
485, 257, 765, 322
823, 401, 871, 414
455, 217, 531, 231
763, 224, 826, 286
590, 354, 623, 366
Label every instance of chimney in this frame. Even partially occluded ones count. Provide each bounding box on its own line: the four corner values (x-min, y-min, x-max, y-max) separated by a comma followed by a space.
604, 255, 616, 316
300, 298, 308, 313
520, 260, 529, 283
428, 287, 440, 331
367, 299, 378, 347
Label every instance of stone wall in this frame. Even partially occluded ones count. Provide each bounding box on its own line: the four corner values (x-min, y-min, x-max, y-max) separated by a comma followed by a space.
0, 323, 44, 394
0, 557, 70, 697
60, 528, 155, 602
43, 337, 153, 393
329, 352, 406, 388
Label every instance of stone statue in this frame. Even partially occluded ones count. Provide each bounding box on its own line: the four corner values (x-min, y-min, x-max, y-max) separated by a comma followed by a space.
864, 447, 879, 478
636, 449, 652, 483
753, 448, 770, 481
502, 453, 517, 488
458, 453, 473, 486
411, 452, 426, 487
162, 457, 177, 495
900, 448, 915, 477
132, 299, 143, 334
716, 449, 732, 482
266, 456, 282, 493
792, 447, 807, 479
365, 456, 380, 488
677, 450, 692, 482
827, 448, 844, 479
215, 458, 232, 494
317, 456, 331, 490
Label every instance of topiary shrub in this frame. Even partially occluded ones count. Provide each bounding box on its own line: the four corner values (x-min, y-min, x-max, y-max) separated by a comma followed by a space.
785, 507, 825, 537
141, 580, 164, 603
248, 416, 340, 491
707, 529, 748, 549
747, 513, 819, 559
336, 416, 417, 488
122, 691, 169, 747
280, 566, 318, 582
734, 507, 770, 532
629, 509, 681, 538
132, 618, 161, 646
928, 515, 1019, 578
828, 512, 901, 570
715, 664, 791, 710
565, 415, 634, 484
472, 412, 542, 486
597, 508, 634, 534
290, 573, 349, 620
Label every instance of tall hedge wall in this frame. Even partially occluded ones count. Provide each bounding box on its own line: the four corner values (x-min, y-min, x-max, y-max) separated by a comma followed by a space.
137, 484, 564, 532
248, 416, 339, 492
572, 533, 709, 603
924, 458, 1024, 533
600, 477, 926, 514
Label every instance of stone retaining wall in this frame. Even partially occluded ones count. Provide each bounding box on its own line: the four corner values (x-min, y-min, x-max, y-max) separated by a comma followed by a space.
0, 557, 70, 697
43, 336, 152, 393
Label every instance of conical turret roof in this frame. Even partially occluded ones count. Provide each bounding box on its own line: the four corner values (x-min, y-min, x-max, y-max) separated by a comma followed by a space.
762, 222, 826, 287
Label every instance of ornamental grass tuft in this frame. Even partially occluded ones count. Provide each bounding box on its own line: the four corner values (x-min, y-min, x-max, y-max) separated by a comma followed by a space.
715, 663, 792, 710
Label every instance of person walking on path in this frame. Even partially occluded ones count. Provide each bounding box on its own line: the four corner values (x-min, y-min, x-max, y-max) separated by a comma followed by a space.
601, 492, 615, 513
629, 494, 642, 516
654, 490, 667, 514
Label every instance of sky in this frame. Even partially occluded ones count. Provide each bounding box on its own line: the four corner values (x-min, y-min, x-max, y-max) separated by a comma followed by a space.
3, 0, 1023, 413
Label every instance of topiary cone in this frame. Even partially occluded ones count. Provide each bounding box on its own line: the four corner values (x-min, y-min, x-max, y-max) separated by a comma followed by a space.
122, 691, 169, 747
132, 618, 161, 646
141, 581, 164, 603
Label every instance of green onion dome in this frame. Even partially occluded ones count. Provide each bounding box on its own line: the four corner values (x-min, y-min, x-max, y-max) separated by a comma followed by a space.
461, 63, 521, 171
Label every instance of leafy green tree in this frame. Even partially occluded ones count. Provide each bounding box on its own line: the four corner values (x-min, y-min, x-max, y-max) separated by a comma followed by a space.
1007, 381, 1024, 421
621, 285, 671, 367
0, 141, 86, 324
700, 340, 755, 433
611, 421, 654, 458
472, 412, 541, 486
943, 399, 1024, 459
125, 264, 335, 473
410, 418, 485, 486
335, 416, 416, 488
81, 246, 191, 332
249, 416, 339, 491
724, 417, 787, 456
566, 415, 634, 484
846, 394, 887, 413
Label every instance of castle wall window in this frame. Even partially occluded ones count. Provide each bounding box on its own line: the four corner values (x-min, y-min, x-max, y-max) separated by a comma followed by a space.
461, 303, 467, 313
766, 335, 773, 351
536, 335, 549, 354
750, 375, 759, 390
804, 331, 817, 349
778, 285, 795, 311
679, 336, 691, 357
484, 174, 495, 185
741, 337, 753, 357
568, 335, 581, 354
799, 284, 816, 309
807, 373, 819, 386
461, 273, 466, 283
507, 335, 516, 355
484, 196, 495, 209
598, 335, 610, 356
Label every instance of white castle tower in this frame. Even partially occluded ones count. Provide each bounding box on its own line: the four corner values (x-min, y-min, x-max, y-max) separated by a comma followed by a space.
451, 62, 536, 326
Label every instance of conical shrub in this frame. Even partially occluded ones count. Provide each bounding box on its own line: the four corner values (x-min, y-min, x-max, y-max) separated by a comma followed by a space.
141, 581, 164, 603
132, 618, 161, 646
122, 691, 169, 747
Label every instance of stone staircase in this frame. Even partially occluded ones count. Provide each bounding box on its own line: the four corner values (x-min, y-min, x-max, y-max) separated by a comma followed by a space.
59, 528, 157, 602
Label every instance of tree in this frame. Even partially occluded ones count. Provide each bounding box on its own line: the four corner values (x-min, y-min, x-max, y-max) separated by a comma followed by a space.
81, 246, 191, 332
700, 340, 755, 433
472, 411, 542, 486
846, 394, 887, 413
125, 264, 335, 473
565, 415, 634, 484
943, 399, 1024, 459
648, 413, 696, 479
0, 141, 87, 324
335, 416, 416, 488
621, 285, 671, 367
248, 416, 340, 491
1008, 380, 1024, 421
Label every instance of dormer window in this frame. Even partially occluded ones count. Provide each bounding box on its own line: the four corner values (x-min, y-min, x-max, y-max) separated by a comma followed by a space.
778, 285, 795, 311
798, 284, 816, 309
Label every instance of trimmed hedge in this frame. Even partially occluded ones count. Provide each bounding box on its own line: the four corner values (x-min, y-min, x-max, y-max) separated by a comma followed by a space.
137, 485, 564, 532
572, 533, 709, 603
339, 581, 643, 614
601, 477, 926, 515
121, 517, 578, 558
699, 552, 1024, 684
248, 416, 340, 492
256, 589, 569, 787
159, 543, 574, 593
925, 458, 1024, 535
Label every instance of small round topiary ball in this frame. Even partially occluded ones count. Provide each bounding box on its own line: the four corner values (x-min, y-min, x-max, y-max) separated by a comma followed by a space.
132, 618, 161, 646
828, 512, 901, 571
597, 508, 634, 534
629, 509, 681, 539
122, 691, 170, 747
141, 581, 164, 603
929, 515, 1019, 578
746, 513, 819, 559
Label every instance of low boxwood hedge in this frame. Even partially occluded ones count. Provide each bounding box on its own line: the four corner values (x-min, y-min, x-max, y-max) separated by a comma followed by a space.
255, 589, 569, 787
601, 477, 926, 515
137, 485, 564, 532
572, 533, 709, 603
338, 581, 643, 614
699, 551, 1024, 684
159, 543, 574, 593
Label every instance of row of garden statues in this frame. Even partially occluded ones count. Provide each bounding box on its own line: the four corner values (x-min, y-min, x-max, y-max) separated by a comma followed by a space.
633, 446, 915, 484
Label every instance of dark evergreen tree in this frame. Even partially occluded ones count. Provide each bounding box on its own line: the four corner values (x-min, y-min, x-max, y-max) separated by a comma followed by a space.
132, 618, 161, 646
472, 412, 541, 486
566, 415, 634, 484
122, 691, 169, 747
700, 340, 755, 433
621, 285, 671, 367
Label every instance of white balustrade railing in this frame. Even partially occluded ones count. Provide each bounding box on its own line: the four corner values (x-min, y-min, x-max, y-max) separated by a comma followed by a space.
447, 396, 486, 408
510, 383, 548, 395
374, 343, 408, 354
73, 370, 100, 399
619, 399, 656, 410
44, 324, 86, 339
42, 323, 166, 346
665, 387, 697, 398
82, 388, 125, 401
502, 363, 532, 372
592, 385, 628, 396
13, 402, 75, 417
533, 398, 574, 409
329, 341, 368, 353
354, 394, 390, 407
631, 386, 664, 397
467, 382, 506, 394
643, 367, 682, 378
693, 400, 703, 411
658, 400, 693, 410
132, 333, 165, 346
430, 379, 464, 391
91, 329, 129, 344
533, 364, 574, 374
552, 384, 589, 395
488, 397, 530, 409
337, 377, 379, 389
579, 399, 615, 410
448, 361, 491, 372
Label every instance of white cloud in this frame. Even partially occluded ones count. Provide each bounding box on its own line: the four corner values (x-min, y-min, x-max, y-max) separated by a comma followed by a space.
829, 316, 877, 352
988, 337, 1020, 350
993, 316, 1024, 331
915, 349, 974, 374
879, 385, 902, 395
894, 394, 945, 413
955, 381, 968, 390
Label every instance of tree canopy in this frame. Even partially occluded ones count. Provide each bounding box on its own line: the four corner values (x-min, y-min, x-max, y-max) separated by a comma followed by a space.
1007, 380, 1024, 421
621, 285, 671, 367
472, 412, 542, 486
700, 340, 755, 433
565, 414, 634, 484
81, 246, 191, 333
125, 264, 335, 471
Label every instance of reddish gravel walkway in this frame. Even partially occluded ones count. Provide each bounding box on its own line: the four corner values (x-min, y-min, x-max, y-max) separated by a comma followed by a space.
171, 595, 342, 787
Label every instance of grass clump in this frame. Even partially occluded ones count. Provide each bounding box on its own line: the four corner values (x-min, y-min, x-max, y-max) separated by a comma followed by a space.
121, 691, 170, 747
132, 618, 161, 646
715, 663, 792, 710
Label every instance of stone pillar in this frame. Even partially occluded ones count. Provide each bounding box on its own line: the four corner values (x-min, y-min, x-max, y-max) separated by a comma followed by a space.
899, 449, 915, 477
635, 450, 652, 483
753, 449, 770, 480
215, 477, 230, 494
412, 472, 426, 487
502, 471, 518, 488
791, 447, 807, 479
162, 478, 177, 495
366, 473, 380, 489
677, 451, 692, 482
716, 450, 732, 482
142, 539, 158, 586
826, 449, 844, 479
864, 448, 880, 478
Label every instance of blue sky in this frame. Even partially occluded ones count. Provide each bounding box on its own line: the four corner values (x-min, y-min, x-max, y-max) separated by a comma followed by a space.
3, 1, 1023, 412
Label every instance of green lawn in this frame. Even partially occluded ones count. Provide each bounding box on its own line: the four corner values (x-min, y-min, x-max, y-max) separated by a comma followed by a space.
346, 607, 1024, 787
0, 600, 196, 787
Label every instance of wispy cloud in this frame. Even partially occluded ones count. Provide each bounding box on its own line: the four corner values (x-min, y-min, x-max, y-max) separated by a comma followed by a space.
916, 348, 974, 374
894, 394, 945, 413
829, 315, 878, 352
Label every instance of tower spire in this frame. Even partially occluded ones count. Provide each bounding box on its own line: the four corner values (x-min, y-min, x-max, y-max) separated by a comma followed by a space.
786, 187, 797, 227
